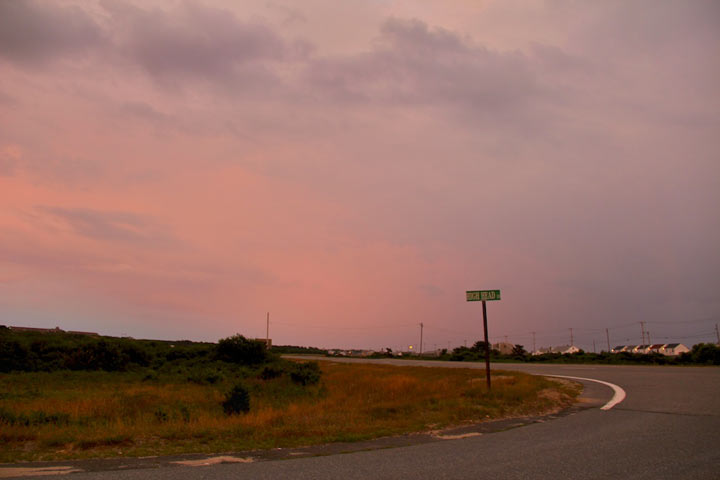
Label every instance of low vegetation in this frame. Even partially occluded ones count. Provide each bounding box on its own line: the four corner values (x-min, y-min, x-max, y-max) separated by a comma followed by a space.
369, 341, 720, 365
515, 343, 720, 365
0, 328, 270, 374
0, 329, 578, 463
270, 345, 327, 355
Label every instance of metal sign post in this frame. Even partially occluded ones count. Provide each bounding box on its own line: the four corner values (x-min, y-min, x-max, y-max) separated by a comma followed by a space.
466, 290, 501, 391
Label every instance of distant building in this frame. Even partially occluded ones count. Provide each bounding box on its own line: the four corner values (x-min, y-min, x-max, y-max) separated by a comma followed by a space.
660, 343, 690, 356
9, 326, 63, 333
67, 330, 100, 336
610, 343, 690, 356
326, 349, 375, 357
419, 349, 442, 357
492, 342, 514, 355
9, 326, 98, 336
532, 345, 580, 355
556, 345, 580, 354
254, 338, 272, 349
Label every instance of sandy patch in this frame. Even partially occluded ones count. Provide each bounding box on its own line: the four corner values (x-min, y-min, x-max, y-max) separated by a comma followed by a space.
433, 432, 482, 440
0, 466, 82, 478
172, 456, 254, 467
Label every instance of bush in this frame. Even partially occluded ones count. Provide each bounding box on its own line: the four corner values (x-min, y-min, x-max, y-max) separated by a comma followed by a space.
187, 367, 223, 385
449, 347, 480, 362
290, 362, 321, 386
216, 335, 268, 365
690, 343, 720, 365
222, 384, 251, 415
259, 365, 284, 380
0, 339, 31, 372
121, 344, 151, 366
65, 341, 127, 371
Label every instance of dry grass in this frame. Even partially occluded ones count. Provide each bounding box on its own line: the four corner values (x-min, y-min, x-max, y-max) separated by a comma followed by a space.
0, 362, 579, 462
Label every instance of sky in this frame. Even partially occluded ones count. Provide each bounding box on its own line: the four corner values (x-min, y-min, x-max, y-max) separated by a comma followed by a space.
1, 0, 719, 352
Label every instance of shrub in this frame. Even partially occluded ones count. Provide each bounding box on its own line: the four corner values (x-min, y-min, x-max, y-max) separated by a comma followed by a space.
187, 368, 223, 385
290, 362, 321, 386
222, 384, 251, 415
0, 339, 30, 372
259, 365, 284, 380
449, 347, 480, 362
216, 335, 268, 365
471, 341, 493, 355
121, 344, 151, 367
65, 341, 128, 371
690, 343, 720, 365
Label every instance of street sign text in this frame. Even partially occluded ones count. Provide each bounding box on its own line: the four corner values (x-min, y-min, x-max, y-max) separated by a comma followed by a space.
466, 290, 501, 302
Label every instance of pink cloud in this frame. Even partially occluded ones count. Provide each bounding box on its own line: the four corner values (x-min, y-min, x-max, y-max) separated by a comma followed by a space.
1, 0, 718, 349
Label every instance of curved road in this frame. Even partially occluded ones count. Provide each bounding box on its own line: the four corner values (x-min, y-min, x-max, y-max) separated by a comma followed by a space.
5, 359, 720, 479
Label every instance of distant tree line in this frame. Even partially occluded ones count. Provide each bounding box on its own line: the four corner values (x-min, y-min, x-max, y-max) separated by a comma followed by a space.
269, 345, 327, 355
0, 327, 319, 373
379, 340, 720, 365
503, 344, 720, 365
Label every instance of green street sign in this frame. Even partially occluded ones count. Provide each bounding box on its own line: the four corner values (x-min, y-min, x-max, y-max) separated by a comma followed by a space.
466, 290, 501, 302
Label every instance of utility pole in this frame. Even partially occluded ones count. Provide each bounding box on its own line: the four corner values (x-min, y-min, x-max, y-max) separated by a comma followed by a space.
647, 331, 651, 346
419, 323, 424, 355
266, 312, 270, 350
606, 328, 611, 352
640, 321, 646, 345
593, 339, 596, 353
532, 331, 536, 354
569, 328, 574, 346
504, 335, 508, 345
715, 324, 719, 344
464, 339, 467, 348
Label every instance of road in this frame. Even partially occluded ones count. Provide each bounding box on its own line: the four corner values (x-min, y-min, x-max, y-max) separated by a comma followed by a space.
3, 358, 719, 479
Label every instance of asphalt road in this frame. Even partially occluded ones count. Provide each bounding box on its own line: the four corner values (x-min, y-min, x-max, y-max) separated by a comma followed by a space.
4, 358, 719, 479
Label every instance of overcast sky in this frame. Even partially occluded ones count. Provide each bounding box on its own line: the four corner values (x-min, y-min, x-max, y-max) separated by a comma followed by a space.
1, 0, 719, 351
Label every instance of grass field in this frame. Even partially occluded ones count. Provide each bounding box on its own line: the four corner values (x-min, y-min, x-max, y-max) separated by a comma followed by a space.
0, 362, 579, 462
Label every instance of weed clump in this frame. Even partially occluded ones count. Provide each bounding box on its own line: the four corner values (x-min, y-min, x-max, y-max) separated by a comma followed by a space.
222, 383, 250, 415
179, 405, 191, 423
154, 407, 169, 423
0, 408, 70, 426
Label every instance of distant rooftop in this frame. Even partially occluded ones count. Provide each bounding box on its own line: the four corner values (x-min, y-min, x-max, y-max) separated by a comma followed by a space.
9, 326, 99, 336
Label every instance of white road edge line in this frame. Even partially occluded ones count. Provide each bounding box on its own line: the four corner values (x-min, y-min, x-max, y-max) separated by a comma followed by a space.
545, 375, 626, 410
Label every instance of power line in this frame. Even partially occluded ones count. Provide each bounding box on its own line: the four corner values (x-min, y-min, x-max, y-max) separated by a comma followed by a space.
423, 324, 476, 336
490, 315, 720, 341
272, 322, 415, 331
270, 314, 719, 348
649, 317, 719, 325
